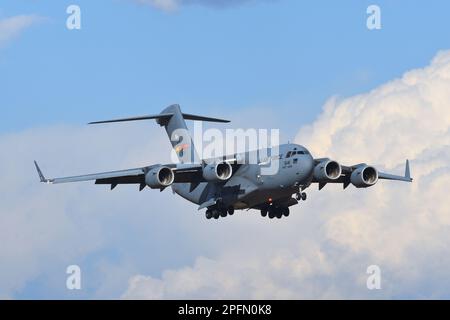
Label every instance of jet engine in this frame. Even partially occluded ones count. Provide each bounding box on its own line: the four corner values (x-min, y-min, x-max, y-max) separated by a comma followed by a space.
350, 165, 378, 188
313, 159, 342, 182
145, 166, 175, 189
203, 162, 233, 182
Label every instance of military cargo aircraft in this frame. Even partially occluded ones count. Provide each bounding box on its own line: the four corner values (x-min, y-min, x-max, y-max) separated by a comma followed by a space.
34, 104, 412, 220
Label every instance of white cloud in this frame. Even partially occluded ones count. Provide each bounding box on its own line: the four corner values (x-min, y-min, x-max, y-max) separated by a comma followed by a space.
0, 106, 289, 298
1, 46, 449, 298
0, 15, 42, 47
135, 0, 268, 11
0, 123, 190, 297
136, 0, 179, 11
123, 50, 450, 299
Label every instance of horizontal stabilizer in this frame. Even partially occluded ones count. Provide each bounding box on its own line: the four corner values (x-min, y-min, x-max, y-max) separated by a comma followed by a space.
181, 113, 230, 123
88, 113, 173, 125
89, 111, 229, 125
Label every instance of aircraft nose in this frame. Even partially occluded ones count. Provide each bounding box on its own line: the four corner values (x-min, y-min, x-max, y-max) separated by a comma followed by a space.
305, 155, 315, 175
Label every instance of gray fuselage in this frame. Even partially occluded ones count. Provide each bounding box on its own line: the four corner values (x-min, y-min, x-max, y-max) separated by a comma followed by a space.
172, 143, 314, 210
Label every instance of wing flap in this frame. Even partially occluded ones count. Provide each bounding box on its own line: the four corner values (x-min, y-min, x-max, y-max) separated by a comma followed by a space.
95, 174, 145, 185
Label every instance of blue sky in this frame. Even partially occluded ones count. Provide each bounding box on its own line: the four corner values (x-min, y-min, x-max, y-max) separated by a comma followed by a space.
1, 1, 450, 299
2, 0, 450, 137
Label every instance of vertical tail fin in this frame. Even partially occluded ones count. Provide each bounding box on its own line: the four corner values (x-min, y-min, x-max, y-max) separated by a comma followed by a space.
88, 104, 229, 164
157, 104, 196, 163
157, 104, 229, 163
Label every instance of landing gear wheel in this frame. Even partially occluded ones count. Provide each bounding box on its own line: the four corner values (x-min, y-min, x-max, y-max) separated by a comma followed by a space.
296, 193, 301, 201
276, 210, 283, 219
282, 207, 290, 217
220, 209, 227, 218
268, 207, 275, 219
227, 207, 235, 216
261, 209, 268, 217
205, 210, 212, 219
301, 192, 307, 201
213, 210, 220, 219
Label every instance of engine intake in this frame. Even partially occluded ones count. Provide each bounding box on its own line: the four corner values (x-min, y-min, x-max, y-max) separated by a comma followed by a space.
350, 165, 378, 188
203, 162, 233, 182
145, 166, 175, 189
314, 160, 342, 182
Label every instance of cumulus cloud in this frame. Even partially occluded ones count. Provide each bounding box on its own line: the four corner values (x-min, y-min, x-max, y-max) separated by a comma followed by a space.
0, 108, 293, 298
136, 0, 179, 11
0, 123, 191, 298
135, 0, 270, 11
123, 50, 450, 299
0, 15, 42, 48
1, 48, 449, 299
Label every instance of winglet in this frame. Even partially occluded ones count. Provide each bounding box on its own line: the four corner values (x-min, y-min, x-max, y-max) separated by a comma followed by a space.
405, 159, 412, 181
34, 161, 51, 184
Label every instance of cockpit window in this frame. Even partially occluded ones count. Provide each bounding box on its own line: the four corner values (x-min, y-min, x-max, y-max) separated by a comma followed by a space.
287, 150, 309, 157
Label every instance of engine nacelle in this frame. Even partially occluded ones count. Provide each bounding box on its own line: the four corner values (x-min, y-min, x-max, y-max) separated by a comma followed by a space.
202, 162, 233, 182
313, 160, 342, 182
145, 166, 175, 189
350, 165, 378, 188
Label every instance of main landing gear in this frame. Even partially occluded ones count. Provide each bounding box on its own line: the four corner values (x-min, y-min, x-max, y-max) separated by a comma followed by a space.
205, 206, 234, 220
296, 192, 307, 201
261, 206, 290, 219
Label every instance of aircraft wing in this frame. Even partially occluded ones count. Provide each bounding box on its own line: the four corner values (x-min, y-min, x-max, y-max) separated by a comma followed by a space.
377, 160, 412, 182
34, 161, 205, 190
312, 159, 412, 189
34, 160, 152, 187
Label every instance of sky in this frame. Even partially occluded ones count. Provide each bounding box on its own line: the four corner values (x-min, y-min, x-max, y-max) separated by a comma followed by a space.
0, 0, 450, 299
